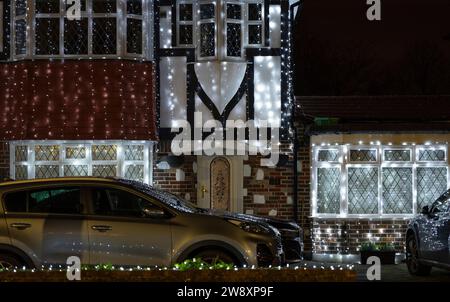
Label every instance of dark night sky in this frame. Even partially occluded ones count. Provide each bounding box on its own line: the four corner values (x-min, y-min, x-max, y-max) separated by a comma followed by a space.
293, 0, 450, 96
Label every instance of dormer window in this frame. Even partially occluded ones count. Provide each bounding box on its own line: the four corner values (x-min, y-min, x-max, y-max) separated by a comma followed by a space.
11, 0, 151, 60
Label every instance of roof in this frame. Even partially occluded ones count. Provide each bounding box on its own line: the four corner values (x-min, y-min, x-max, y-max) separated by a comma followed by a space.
296, 95, 450, 134
296, 95, 450, 121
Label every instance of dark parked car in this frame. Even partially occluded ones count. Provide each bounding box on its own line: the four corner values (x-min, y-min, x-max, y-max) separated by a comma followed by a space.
406, 189, 450, 275
0, 177, 303, 269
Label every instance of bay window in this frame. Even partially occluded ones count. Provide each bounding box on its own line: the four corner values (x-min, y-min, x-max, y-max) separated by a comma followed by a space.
11, 141, 153, 184
11, 0, 150, 59
312, 144, 449, 217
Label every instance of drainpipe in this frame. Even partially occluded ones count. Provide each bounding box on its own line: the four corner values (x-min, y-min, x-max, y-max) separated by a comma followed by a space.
293, 127, 299, 222
290, 1, 304, 223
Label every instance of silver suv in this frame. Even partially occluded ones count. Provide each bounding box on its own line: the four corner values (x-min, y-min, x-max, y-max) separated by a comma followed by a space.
0, 177, 303, 269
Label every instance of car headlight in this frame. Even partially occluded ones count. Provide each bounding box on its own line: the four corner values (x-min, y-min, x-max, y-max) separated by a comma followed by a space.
228, 219, 271, 234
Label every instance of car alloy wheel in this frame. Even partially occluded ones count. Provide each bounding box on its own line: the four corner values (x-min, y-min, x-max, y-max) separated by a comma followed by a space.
406, 234, 431, 276
406, 236, 419, 271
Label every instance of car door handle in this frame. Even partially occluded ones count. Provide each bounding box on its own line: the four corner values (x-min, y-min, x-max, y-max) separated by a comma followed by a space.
10, 223, 32, 230
91, 225, 112, 232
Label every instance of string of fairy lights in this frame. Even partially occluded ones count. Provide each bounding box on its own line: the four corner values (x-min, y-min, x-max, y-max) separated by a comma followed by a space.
0, 262, 355, 273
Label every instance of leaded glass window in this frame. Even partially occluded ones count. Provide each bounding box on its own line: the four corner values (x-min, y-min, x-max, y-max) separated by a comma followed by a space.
15, 165, 28, 180
317, 168, 341, 214
177, 2, 194, 46
384, 149, 411, 162
35, 145, 60, 161
10, 141, 153, 184
64, 19, 89, 55
93, 165, 117, 177
348, 167, 379, 214
124, 165, 144, 182
35, 18, 60, 55
318, 149, 339, 162
349, 149, 377, 162
93, 18, 117, 55
64, 165, 88, 177
382, 168, 413, 214
247, 2, 263, 46
225, 2, 243, 58
92, 145, 117, 161
15, 146, 28, 162
200, 3, 215, 19
418, 149, 446, 162
126, 0, 143, 55
65, 146, 86, 160
226, 23, 242, 57
313, 144, 449, 217
15, 19, 27, 55
35, 165, 60, 178
35, 0, 59, 14
417, 167, 448, 211
200, 23, 215, 57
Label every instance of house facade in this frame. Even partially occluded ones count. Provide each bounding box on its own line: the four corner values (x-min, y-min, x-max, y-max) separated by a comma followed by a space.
0, 0, 301, 225
297, 96, 450, 261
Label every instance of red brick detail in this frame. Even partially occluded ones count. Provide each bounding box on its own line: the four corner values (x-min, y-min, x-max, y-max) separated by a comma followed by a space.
152, 154, 197, 205
243, 143, 295, 220
312, 219, 409, 254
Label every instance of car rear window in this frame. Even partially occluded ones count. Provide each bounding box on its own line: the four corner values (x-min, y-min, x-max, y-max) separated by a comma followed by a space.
3, 187, 82, 214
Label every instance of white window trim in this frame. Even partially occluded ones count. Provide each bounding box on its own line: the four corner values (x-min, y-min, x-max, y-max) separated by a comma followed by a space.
10, 140, 154, 185
311, 144, 450, 219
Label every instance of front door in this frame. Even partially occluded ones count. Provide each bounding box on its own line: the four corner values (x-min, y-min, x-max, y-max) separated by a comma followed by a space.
196, 156, 243, 212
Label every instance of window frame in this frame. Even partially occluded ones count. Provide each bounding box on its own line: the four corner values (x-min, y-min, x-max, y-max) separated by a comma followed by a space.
312, 144, 450, 218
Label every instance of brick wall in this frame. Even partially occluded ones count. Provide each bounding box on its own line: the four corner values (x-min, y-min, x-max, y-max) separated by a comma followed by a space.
152, 151, 197, 205
312, 219, 409, 254
242, 149, 294, 219
0, 141, 10, 180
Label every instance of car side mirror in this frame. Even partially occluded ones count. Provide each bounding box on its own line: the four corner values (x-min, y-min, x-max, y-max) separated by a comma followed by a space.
421, 205, 430, 215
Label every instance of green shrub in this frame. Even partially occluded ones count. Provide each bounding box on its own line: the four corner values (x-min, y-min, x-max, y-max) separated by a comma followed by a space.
360, 242, 395, 252
173, 258, 234, 271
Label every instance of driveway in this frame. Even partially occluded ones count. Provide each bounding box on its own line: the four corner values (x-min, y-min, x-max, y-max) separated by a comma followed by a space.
299, 260, 450, 282
356, 263, 450, 282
